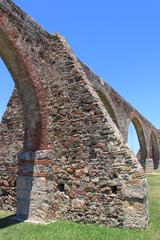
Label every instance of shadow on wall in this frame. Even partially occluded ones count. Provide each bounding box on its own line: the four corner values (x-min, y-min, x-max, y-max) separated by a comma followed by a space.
16, 151, 34, 222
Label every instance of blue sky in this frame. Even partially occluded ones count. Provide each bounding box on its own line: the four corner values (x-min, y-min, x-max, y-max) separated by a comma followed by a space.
0, 0, 160, 153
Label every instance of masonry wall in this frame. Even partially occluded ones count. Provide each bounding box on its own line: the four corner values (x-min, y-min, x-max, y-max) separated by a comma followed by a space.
0, 33, 148, 228
44, 35, 148, 228
80, 60, 159, 141
80, 61, 160, 169
0, 0, 151, 229
0, 90, 24, 210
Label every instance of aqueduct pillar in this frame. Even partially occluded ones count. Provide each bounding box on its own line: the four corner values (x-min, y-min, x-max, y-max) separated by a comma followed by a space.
0, 0, 53, 221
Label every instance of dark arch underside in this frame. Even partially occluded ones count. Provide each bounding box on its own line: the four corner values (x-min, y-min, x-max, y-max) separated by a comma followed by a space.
150, 131, 159, 169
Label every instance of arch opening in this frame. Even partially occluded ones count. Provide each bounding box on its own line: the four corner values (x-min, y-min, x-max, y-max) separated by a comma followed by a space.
0, 57, 14, 121
150, 131, 159, 170
127, 117, 147, 168
0, 29, 42, 151
0, 17, 50, 219
128, 122, 140, 155
0, 58, 18, 212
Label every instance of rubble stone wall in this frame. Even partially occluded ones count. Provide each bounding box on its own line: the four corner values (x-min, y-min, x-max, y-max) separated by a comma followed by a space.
80, 61, 160, 169
0, 0, 157, 229
0, 90, 24, 210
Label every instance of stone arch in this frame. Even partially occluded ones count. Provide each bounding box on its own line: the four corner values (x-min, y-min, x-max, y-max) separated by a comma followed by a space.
0, 23, 48, 151
128, 115, 147, 166
96, 90, 119, 128
0, 4, 52, 221
149, 131, 160, 169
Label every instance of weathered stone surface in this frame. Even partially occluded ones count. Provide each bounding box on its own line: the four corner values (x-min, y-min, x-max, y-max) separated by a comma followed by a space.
0, 0, 154, 229
72, 199, 85, 209
123, 201, 148, 229
81, 62, 160, 170
123, 179, 147, 199
0, 92, 23, 210
145, 159, 154, 173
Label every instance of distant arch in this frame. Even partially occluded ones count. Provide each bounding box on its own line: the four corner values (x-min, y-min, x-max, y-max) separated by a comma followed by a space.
96, 90, 119, 128
128, 116, 147, 167
149, 131, 160, 169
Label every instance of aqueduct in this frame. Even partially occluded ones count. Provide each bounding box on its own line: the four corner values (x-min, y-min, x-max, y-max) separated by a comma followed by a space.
0, 0, 159, 229
82, 64, 160, 172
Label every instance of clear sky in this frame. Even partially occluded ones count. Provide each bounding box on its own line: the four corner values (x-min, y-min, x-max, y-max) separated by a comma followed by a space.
0, 0, 160, 153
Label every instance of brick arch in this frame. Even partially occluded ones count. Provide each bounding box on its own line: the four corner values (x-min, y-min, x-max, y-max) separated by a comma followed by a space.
150, 131, 160, 169
0, 23, 48, 151
128, 115, 147, 164
0, 3, 53, 221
